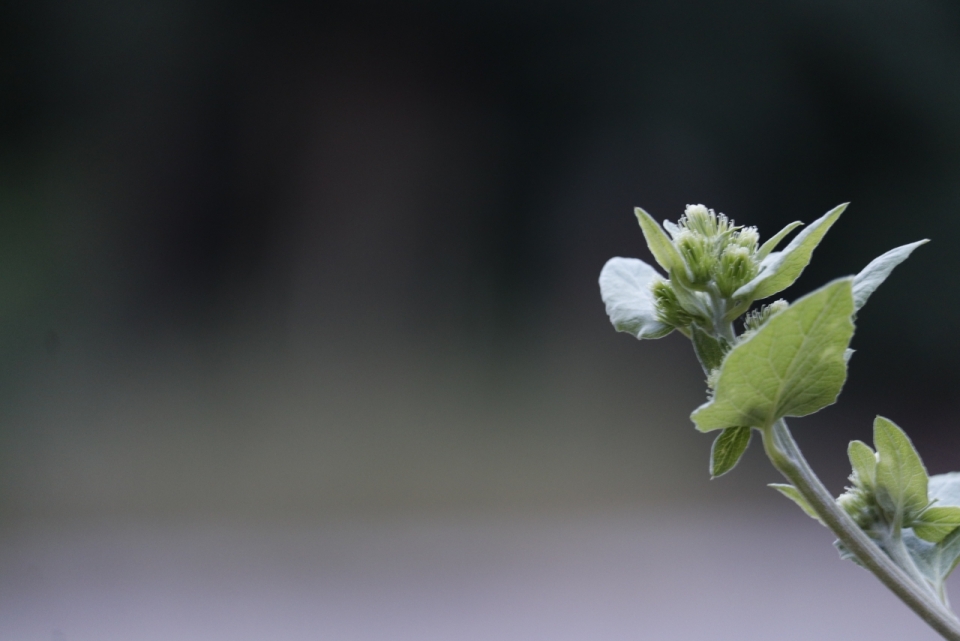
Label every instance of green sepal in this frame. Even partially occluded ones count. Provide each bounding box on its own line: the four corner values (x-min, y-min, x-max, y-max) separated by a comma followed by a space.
756, 221, 803, 260
733, 203, 846, 301
635, 207, 685, 275
709, 426, 752, 478
873, 416, 929, 523
771, 483, 824, 524
852, 240, 929, 312
847, 440, 877, 491
691, 279, 855, 431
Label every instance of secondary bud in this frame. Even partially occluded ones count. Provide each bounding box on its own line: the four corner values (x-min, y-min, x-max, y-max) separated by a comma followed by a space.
652, 280, 697, 329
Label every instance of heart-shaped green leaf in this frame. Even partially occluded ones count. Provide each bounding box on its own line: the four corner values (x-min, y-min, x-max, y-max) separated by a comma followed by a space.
691, 278, 855, 431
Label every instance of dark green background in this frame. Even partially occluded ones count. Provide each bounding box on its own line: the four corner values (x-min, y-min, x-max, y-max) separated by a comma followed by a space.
1, 0, 959, 520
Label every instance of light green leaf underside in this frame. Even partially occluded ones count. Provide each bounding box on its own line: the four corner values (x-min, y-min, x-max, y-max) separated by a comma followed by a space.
734, 203, 846, 301
691, 278, 855, 432
848, 440, 877, 490
599, 257, 673, 339
874, 416, 929, 522
771, 484, 823, 523
852, 240, 928, 312
710, 426, 752, 478
930, 472, 960, 507
635, 207, 685, 275
756, 221, 803, 261
904, 527, 960, 584
908, 473, 960, 575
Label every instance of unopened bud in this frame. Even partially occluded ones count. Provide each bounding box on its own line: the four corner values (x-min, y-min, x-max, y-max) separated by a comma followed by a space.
716, 245, 759, 297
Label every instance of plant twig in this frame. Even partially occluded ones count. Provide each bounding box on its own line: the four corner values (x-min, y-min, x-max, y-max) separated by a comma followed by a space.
762, 419, 960, 641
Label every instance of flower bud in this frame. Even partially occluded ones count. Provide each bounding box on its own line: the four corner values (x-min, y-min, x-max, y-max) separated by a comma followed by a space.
681, 204, 734, 238
715, 245, 759, 297
675, 230, 716, 285
652, 280, 697, 329
837, 488, 880, 530
733, 226, 760, 252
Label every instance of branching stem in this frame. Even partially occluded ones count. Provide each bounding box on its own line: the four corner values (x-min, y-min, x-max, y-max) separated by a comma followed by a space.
761, 419, 960, 641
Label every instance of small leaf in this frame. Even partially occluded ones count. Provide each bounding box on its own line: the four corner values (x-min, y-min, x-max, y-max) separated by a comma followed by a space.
599, 257, 674, 339
734, 203, 846, 301
710, 426, 752, 478
756, 221, 803, 260
635, 207, 685, 275
913, 506, 960, 543
852, 240, 929, 311
848, 440, 877, 490
874, 416, 929, 523
691, 279, 855, 431
771, 483, 824, 523
691, 324, 727, 371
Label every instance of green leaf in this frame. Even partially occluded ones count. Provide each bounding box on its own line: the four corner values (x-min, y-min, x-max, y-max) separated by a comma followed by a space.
691, 278, 855, 431
848, 440, 877, 490
913, 506, 960, 543
852, 240, 929, 312
691, 324, 727, 371
599, 257, 674, 339
635, 208, 686, 275
733, 203, 846, 301
756, 221, 803, 260
874, 416, 929, 523
710, 426, 752, 478
770, 483, 824, 523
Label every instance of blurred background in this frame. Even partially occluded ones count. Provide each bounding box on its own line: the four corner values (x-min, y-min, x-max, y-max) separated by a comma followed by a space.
1, 0, 960, 639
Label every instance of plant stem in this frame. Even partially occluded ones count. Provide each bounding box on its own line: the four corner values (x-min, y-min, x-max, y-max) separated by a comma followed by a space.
882, 528, 941, 603
761, 419, 960, 641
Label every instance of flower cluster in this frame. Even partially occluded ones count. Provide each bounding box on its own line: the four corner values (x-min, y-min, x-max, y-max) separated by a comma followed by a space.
650, 204, 764, 336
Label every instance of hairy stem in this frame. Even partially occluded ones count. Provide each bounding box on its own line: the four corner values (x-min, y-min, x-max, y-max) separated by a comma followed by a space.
882, 528, 940, 603
761, 420, 960, 641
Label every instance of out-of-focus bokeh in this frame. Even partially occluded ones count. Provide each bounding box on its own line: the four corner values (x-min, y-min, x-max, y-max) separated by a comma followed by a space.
1, 1, 959, 639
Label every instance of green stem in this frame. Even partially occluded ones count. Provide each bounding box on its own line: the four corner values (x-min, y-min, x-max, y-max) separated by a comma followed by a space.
884, 528, 940, 600
762, 419, 960, 641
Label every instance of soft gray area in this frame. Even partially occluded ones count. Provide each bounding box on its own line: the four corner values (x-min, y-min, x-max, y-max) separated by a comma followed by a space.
2, 510, 954, 641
